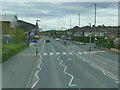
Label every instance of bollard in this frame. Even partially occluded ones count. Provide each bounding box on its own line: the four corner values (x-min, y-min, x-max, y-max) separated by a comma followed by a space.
36, 49, 38, 55
89, 46, 92, 51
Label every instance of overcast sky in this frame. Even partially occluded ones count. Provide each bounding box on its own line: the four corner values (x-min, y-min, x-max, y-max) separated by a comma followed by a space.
1, 2, 118, 31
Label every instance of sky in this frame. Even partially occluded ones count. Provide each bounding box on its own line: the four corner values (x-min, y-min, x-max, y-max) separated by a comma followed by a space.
1, 2, 118, 31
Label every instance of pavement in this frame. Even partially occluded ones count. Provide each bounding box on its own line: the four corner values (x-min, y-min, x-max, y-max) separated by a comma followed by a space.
2, 36, 119, 88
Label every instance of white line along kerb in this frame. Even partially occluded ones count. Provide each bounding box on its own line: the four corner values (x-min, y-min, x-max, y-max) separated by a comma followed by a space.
32, 39, 45, 88
31, 70, 40, 88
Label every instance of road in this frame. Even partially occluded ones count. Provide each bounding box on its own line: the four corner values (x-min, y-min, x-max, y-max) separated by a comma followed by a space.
2, 36, 119, 88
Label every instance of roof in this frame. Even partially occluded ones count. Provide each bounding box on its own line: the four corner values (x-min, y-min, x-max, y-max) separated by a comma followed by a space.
0, 14, 18, 22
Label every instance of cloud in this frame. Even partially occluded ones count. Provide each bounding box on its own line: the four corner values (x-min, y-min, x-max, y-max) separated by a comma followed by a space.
1, 2, 118, 30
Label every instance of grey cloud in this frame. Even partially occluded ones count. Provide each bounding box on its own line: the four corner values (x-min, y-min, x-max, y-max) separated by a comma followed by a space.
1, 2, 118, 30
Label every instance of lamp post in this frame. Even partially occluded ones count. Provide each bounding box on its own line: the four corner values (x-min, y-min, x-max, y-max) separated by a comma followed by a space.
78, 14, 80, 28
69, 18, 71, 36
94, 3, 96, 47
36, 20, 40, 32
89, 23, 92, 51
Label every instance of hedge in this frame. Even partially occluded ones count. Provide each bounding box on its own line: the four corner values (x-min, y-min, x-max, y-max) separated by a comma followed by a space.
71, 36, 104, 43
2, 44, 27, 62
71, 36, 114, 49
96, 38, 114, 49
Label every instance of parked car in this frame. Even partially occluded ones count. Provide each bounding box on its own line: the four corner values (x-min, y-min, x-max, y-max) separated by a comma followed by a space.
46, 40, 50, 43
55, 38, 60, 41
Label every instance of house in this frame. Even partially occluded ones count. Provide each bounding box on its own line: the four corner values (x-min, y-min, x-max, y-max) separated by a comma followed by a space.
0, 14, 18, 29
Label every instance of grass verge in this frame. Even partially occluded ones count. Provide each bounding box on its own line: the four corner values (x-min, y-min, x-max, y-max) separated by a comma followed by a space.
2, 43, 27, 63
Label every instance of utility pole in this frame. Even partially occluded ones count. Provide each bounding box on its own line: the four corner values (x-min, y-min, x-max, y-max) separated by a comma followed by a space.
89, 23, 92, 51
70, 18, 71, 29
94, 3, 96, 47
78, 14, 80, 27
36, 20, 40, 32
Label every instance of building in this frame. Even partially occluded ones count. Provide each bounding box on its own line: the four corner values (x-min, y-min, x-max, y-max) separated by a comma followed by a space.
17, 20, 36, 32
67, 26, 118, 37
0, 14, 18, 29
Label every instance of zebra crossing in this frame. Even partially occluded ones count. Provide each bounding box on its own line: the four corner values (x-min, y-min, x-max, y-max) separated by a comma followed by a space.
42, 51, 88, 56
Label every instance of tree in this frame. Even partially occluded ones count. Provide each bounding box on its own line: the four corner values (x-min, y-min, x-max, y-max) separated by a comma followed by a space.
11, 27, 25, 43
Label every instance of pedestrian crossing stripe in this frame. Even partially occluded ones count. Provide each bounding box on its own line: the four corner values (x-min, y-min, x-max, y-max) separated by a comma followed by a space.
69, 52, 73, 55
83, 51, 88, 54
56, 52, 60, 55
78, 52, 82, 54
50, 52, 54, 55
63, 52, 67, 54
43, 53, 47, 55
42, 51, 89, 56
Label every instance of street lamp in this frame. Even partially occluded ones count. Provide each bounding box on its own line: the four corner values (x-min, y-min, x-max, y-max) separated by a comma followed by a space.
89, 23, 92, 51
69, 18, 71, 36
94, 3, 96, 47
78, 14, 80, 28
36, 20, 40, 32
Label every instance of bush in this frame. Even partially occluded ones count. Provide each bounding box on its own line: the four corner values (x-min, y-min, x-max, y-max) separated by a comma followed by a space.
2, 44, 27, 62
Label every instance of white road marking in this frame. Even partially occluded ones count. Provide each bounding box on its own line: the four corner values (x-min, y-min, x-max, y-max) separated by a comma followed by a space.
63, 52, 67, 55
43, 53, 47, 56
57, 58, 76, 87
116, 80, 120, 84
83, 51, 87, 54
32, 56, 43, 88
56, 52, 60, 55
50, 52, 54, 55
31, 39, 45, 88
69, 52, 73, 55
31, 70, 40, 88
94, 54, 118, 65
67, 59, 71, 60
18, 54, 35, 56
78, 52, 82, 54
56, 41, 119, 82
